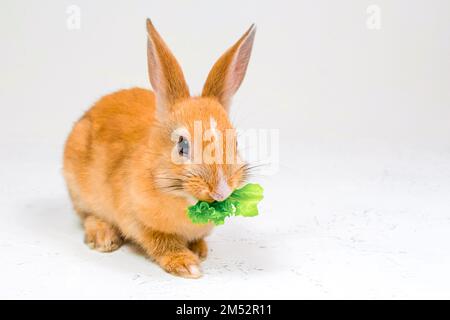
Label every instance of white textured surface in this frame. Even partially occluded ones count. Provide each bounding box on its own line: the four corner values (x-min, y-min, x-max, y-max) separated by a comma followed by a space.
1, 0, 450, 299
1, 141, 450, 299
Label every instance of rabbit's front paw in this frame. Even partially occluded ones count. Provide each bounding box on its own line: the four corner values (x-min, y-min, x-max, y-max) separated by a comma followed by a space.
159, 251, 202, 279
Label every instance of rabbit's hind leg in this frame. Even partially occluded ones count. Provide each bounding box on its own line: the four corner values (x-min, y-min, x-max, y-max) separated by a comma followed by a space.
83, 215, 123, 253
189, 238, 208, 261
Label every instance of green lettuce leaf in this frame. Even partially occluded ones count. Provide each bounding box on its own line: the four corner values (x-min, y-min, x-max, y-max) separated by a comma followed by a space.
187, 183, 264, 226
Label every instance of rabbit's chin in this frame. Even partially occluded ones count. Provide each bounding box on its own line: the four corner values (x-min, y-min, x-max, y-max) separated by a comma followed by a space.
184, 193, 199, 206
170, 189, 200, 206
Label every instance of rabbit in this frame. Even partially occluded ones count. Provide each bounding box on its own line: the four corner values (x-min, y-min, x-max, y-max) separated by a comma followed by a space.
63, 19, 256, 278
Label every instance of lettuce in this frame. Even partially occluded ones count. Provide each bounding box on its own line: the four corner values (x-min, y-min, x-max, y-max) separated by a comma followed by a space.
187, 183, 264, 225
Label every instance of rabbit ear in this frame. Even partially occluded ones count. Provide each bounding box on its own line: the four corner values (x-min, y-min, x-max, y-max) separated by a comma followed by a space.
202, 24, 256, 111
146, 19, 190, 118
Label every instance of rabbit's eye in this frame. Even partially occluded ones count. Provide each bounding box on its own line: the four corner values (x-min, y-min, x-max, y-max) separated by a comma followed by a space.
177, 136, 189, 157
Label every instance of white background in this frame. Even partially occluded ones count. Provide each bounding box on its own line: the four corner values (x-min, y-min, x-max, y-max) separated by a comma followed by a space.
1, 0, 449, 299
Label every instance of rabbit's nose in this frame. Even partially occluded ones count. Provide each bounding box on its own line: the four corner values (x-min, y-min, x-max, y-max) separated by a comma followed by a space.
210, 191, 232, 202
211, 169, 232, 201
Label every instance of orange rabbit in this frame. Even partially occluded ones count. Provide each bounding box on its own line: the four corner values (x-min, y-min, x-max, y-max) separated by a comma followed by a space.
63, 19, 256, 278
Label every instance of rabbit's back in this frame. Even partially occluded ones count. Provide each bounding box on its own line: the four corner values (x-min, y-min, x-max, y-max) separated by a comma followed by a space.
83, 87, 155, 145
63, 88, 155, 221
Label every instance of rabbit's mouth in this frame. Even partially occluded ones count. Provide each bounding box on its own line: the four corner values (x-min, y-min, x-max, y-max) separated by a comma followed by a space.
153, 162, 249, 204
209, 191, 231, 202
209, 179, 233, 202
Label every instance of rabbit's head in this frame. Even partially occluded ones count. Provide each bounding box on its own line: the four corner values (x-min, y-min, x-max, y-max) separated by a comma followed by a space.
146, 19, 256, 203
